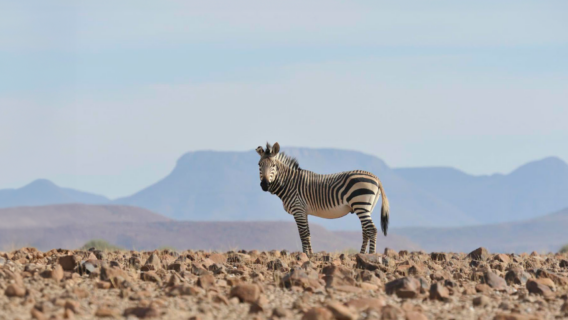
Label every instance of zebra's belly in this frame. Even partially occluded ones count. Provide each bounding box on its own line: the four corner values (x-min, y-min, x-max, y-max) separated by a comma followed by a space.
309, 205, 351, 219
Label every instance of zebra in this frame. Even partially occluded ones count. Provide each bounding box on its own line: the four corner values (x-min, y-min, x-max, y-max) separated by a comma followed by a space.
256, 142, 390, 255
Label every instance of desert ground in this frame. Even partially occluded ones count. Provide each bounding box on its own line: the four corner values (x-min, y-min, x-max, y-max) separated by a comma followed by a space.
1, 247, 567, 320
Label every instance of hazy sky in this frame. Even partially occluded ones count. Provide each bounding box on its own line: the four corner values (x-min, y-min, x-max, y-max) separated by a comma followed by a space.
1, 1, 567, 198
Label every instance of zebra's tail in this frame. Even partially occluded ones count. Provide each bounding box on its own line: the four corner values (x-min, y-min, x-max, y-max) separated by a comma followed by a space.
379, 182, 390, 236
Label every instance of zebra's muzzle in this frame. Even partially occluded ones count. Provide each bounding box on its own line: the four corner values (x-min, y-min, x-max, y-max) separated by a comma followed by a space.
260, 180, 269, 192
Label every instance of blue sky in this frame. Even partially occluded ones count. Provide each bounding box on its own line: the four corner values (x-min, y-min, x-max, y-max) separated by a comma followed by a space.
1, 1, 567, 198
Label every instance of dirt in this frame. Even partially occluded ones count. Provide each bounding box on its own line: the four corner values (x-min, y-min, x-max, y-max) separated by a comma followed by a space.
1, 247, 567, 319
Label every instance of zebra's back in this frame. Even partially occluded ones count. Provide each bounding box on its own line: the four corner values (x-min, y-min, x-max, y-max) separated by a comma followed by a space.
297, 170, 381, 219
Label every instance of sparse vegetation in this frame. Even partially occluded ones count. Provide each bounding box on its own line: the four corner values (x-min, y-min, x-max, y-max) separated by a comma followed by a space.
80, 239, 124, 251
560, 244, 568, 254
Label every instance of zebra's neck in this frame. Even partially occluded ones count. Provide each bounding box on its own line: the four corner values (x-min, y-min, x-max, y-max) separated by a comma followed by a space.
269, 161, 300, 198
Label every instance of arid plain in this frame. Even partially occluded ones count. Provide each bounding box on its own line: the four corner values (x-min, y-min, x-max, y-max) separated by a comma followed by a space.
1, 246, 567, 320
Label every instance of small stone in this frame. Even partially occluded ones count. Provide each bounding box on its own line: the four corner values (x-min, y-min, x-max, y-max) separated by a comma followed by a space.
230, 283, 260, 304
484, 271, 508, 291
526, 279, 555, 298
473, 295, 490, 307
405, 311, 428, 320
58, 255, 80, 271
384, 248, 398, 258
5, 284, 26, 297
208, 253, 227, 264
144, 253, 162, 270
197, 274, 216, 289
326, 301, 356, 320
51, 265, 64, 282
468, 247, 490, 260
302, 307, 333, 320
385, 277, 421, 299
95, 307, 121, 318
31, 309, 47, 320
495, 254, 510, 264
429, 283, 449, 301
431, 252, 448, 261
123, 306, 160, 318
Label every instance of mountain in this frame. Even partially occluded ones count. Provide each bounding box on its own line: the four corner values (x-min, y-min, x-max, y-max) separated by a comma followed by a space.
0, 204, 170, 229
114, 148, 476, 229
394, 156, 568, 224
0, 179, 109, 208
393, 207, 568, 253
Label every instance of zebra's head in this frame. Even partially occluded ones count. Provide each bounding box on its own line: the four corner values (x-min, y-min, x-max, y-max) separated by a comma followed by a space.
256, 142, 280, 192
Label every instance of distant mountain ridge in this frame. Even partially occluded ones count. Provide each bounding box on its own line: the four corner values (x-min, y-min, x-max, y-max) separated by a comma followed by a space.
1, 150, 567, 230
113, 148, 476, 229
0, 179, 109, 209
394, 156, 568, 224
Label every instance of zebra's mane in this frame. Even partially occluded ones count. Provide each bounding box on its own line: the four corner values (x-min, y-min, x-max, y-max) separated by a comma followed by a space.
275, 152, 301, 170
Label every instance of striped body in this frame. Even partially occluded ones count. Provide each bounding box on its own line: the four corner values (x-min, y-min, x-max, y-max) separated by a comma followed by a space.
257, 143, 390, 255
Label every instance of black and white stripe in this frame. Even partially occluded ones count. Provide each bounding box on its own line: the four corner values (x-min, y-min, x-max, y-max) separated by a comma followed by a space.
256, 142, 390, 255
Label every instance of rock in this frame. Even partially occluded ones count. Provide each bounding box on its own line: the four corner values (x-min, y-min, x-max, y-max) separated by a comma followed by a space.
230, 283, 260, 303
208, 253, 227, 264
95, 307, 120, 318
560, 260, 568, 268
385, 277, 421, 298
505, 268, 531, 285
5, 284, 26, 297
302, 307, 333, 320
51, 265, 64, 282
473, 295, 490, 307
475, 283, 492, 293
495, 254, 511, 264
468, 247, 490, 261
485, 271, 508, 291
345, 298, 386, 311
429, 283, 449, 301
144, 253, 162, 270
140, 271, 161, 283
493, 313, 540, 320
384, 248, 398, 258
267, 259, 288, 271
526, 279, 555, 298
355, 254, 384, 271
326, 301, 356, 320
405, 311, 428, 320
31, 308, 47, 320
431, 252, 448, 261
57, 255, 79, 271
272, 306, 291, 318
197, 274, 216, 289
123, 306, 160, 318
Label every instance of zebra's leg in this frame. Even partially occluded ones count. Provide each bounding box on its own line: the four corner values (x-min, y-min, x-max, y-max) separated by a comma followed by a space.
293, 212, 312, 256
355, 208, 377, 253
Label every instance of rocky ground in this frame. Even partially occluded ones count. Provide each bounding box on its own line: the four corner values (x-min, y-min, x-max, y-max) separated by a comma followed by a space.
1, 247, 568, 320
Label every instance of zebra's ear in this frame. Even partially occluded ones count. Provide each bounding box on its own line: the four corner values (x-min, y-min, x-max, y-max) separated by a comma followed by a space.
272, 142, 280, 155
256, 146, 264, 157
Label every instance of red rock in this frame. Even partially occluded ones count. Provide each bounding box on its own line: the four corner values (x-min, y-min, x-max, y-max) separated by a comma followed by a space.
526, 279, 555, 298
429, 283, 449, 301
484, 271, 508, 291
495, 254, 511, 264
326, 301, 356, 320
302, 307, 333, 320
144, 253, 162, 270
431, 252, 448, 261
197, 274, 216, 289
385, 277, 421, 299
230, 283, 260, 303
384, 248, 398, 258
5, 284, 26, 297
345, 298, 386, 311
405, 311, 428, 320
468, 247, 490, 260
95, 307, 120, 318
473, 295, 490, 307
355, 254, 384, 271
51, 265, 64, 282
208, 253, 227, 264
58, 255, 80, 271
123, 306, 160, 318
31, 309, 47, 320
